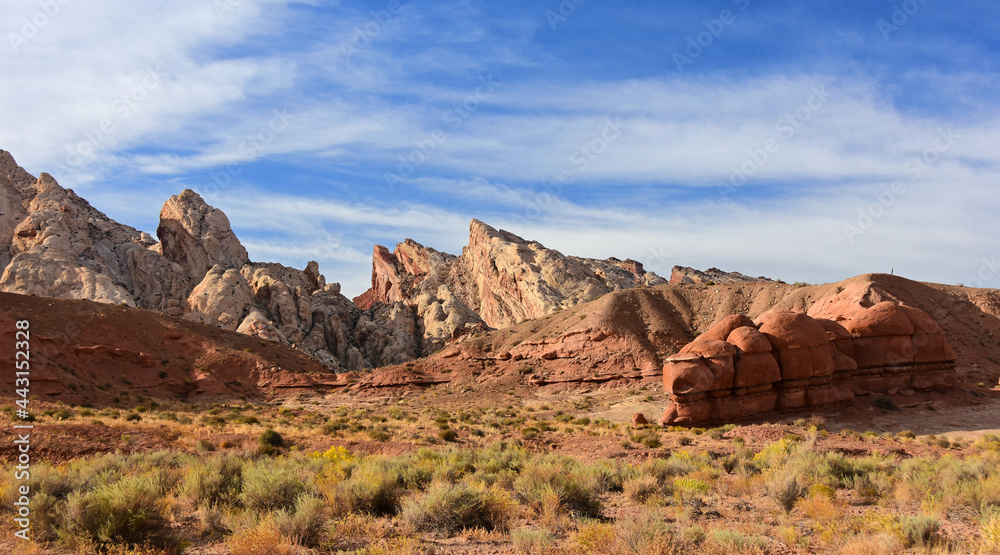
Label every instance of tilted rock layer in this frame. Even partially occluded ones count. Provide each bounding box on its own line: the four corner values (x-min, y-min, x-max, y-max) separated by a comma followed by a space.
354, 220, 667, 351
660, 302, 957, 425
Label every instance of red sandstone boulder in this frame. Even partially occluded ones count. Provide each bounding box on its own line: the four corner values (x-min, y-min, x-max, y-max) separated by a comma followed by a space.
727, 326, 772, 353
698, 314, 757, 342
663, 355, 714, 395
733, 352, 781, 388
728, 325, 781, 387
632, 413, 649, 427
679, 339, 738, 358
661, 302, 957, 427
757, 311, 829, 349
756, 311, 834, 381
678, 340, 736, 390
841, 301, 914, 337
815, 318, 851, 340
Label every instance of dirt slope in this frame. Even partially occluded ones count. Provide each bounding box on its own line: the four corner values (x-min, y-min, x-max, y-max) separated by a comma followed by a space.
0, 292, 340, 405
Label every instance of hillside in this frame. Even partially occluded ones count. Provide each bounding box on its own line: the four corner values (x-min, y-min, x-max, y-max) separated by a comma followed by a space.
0, 291, 341, 405
355, 273, 1000, 391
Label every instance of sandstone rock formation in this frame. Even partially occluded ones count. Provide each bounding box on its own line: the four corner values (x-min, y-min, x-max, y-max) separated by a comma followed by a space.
353, 220, 668, 351
0, 151, 418, 373
669, 265, 772, 285
157, 189, 249, 284
660, 302, 957, 425
0, 160, 191, 313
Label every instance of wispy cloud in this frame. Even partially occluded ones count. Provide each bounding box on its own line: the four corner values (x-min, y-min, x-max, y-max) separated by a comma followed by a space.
3, 0, 999, 297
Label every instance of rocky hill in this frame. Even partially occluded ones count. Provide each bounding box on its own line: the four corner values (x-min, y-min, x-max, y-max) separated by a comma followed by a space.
353, 220, 667, 351
0, 150, 673, 372
351, 273, 1000, 393
0, 150, 418, 372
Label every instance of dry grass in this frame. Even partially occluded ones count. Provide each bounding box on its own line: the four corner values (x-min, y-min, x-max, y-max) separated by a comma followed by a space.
3, 394, 1000, 554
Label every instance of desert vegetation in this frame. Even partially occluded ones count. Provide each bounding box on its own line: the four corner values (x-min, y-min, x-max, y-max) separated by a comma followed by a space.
2, 395, 1000, 554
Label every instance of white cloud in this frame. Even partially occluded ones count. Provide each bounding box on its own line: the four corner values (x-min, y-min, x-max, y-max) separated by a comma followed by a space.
4, 0, 999, 299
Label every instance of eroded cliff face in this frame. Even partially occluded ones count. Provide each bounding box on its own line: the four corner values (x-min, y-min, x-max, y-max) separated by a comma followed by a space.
0, 151, 418, 372
353, 219, 668, 351
0, 156, 191, 313
157, 189, 250, 284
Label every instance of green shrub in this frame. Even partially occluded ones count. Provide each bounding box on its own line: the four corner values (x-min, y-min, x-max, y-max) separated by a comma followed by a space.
62, 474, 172, 548
709, 529, 768, 551
259, 429, 285, 447
901, 515, 940, 547
182, 455, 244, 507
240, 461, 305, 512
511, 527, 556, 553
615, 510, 677, 554
402, 482, 515, 535
681, 524, 706, 545
272, 495, 327, 548
327, 459, 405, 516
623, 474, 666, 504
769, 475, 804, 513
368, 429, 391, 441
514, 459, 602, 518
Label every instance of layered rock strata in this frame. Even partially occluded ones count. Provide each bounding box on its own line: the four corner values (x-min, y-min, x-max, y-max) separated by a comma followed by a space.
353, 220, 668, 351
660, 302, 957, 425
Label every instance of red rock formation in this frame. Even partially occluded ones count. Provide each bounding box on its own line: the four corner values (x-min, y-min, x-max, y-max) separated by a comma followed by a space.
661, 302, 957, 426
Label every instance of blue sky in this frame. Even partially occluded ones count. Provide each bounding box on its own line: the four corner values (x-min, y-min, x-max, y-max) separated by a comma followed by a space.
2, 0, 999, 296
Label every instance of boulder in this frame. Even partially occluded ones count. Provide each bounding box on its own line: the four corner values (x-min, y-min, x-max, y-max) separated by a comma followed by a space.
661, 303, 957, 426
